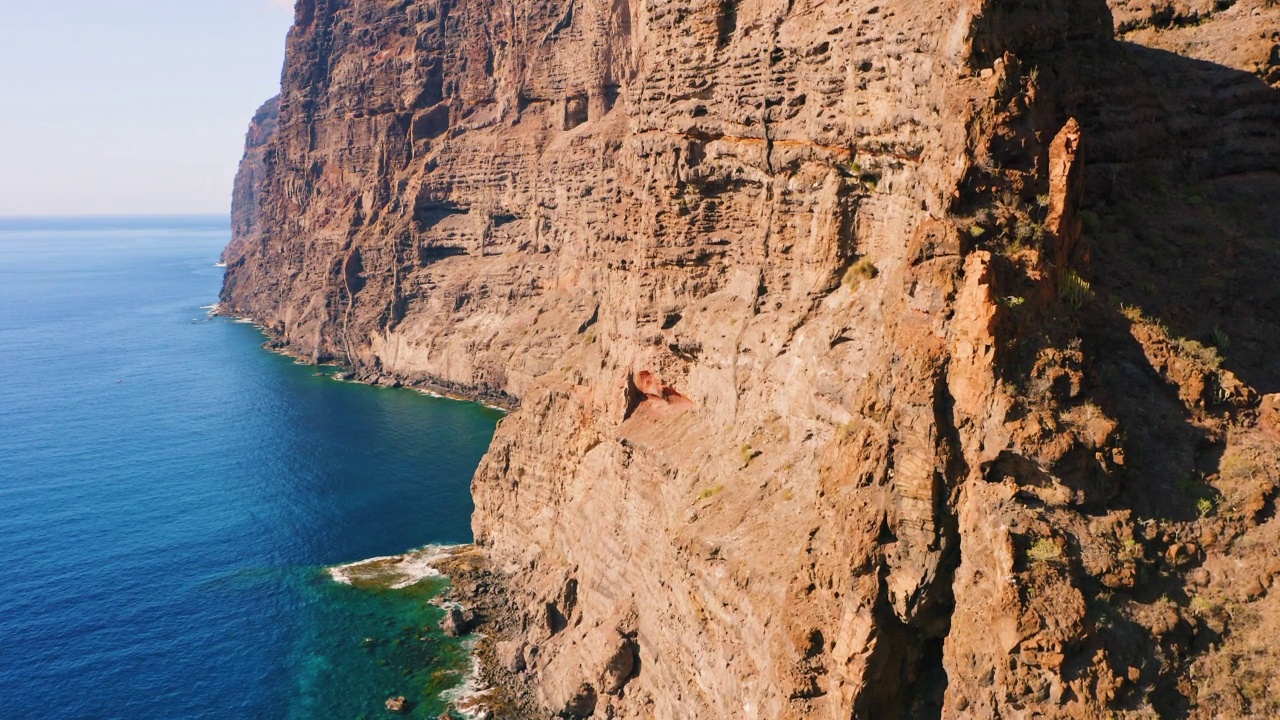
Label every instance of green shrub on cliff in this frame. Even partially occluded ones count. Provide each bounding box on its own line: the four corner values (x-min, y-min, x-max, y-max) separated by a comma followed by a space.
1057, 269, 1094, 309
1027, 538, 1062, 564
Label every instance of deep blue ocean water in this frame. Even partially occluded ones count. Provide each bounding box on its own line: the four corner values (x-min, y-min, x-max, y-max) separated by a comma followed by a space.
0, 216, 501, 718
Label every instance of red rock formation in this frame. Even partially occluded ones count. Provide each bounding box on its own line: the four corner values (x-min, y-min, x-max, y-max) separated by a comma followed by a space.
1045, 118, 1086, 271
222, 0, 1280, 716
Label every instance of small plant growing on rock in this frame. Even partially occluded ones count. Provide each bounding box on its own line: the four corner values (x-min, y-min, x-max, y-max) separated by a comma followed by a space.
1057, 269, 1094, 309
1119, 303, 1145, 323
1012, 218, 1041, 249
1212, 326, 1230, 351
700, 485, 724, 500
1175, 338, 1223, 370
1027, 538, 1062, 564
842, 258, 879, 291
1196, 496, 1215, 517
836, 421, 857, 440
739, 443, 760, 466
1220, 452, 1261, 483
1120, 537, 1144, 561
1188, 596, 1214, 617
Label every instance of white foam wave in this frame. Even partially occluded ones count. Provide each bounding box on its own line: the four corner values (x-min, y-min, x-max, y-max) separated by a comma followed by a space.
328, 544, 497, 717
440, 641, 491, 719
413, 388, 509, 413
327, 544, 459, 589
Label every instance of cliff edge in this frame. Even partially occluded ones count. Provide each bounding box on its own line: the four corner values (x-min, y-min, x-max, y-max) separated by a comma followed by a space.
222, 0, 1280, 716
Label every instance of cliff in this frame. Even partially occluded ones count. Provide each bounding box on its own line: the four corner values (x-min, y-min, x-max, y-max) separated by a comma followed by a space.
225, 95, 279, 264
221, 0, 1280, 717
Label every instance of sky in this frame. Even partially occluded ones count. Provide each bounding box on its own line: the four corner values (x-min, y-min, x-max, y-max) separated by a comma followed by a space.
0, 1, 296, 216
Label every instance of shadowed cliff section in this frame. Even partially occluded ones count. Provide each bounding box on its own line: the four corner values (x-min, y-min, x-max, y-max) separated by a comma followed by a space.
1077, 43, 1280, 395
220, 0, 1280, 717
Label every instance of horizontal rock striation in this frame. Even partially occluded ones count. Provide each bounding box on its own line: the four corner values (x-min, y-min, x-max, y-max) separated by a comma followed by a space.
222, 0, 1280, 717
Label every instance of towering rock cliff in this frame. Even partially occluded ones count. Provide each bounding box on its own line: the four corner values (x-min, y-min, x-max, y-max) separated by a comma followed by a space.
222, 0, 1280, 716
226, 96, 280, 264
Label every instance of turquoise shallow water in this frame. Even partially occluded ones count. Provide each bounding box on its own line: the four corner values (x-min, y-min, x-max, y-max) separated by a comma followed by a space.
0, 216, 501, 718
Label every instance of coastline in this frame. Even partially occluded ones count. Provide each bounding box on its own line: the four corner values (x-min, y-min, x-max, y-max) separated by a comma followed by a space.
206, 303, 516, 413
213, 300, 536, 717
331, 545, 540, 719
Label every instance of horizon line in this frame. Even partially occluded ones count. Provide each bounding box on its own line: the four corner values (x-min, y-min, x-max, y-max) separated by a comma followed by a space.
0, 212, 230, 220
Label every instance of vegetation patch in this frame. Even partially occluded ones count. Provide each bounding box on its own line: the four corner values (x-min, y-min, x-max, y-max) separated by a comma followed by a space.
1057, 269, 1094, 309
842, 258, 879, 291
1027, 538, 1062, 564
1174, 337, 1223, 370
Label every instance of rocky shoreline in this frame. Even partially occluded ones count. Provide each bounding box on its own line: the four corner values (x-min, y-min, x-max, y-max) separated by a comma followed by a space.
432, 548, 545, 720
335, 544, 543, 719
209, 304, 518, 412
213, 303, 538, 715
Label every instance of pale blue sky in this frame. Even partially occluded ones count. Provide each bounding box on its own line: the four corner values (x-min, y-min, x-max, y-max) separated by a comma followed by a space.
0, 1, 295, 216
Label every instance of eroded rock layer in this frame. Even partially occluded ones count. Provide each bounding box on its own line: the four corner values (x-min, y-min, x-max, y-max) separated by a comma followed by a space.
222, 0, 1280, 716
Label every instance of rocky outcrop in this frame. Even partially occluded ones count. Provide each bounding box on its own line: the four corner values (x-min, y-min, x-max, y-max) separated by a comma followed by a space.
225, 96, 279, 264
1045, 118, 1086, 272
223, 0, 1280, 717
440, 605, 473, 637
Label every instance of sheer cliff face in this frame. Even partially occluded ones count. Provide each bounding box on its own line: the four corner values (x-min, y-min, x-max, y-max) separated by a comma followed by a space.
223, 0, 1280, 717
226, 96, 279, 264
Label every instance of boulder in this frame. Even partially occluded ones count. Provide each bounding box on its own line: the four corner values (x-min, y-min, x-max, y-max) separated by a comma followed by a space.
496, 639, 527, 672
385, 696, 408, 713
1261, 394, 1280, 440
440, 606, 471, 637
561, 682, 597, 718
598, 635, 636, 694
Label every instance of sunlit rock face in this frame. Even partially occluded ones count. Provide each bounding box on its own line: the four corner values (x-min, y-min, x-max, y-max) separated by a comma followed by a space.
223, 0, 1280, 716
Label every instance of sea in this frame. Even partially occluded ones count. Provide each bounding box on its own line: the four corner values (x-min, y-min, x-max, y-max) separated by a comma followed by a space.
0, 216, 502, 718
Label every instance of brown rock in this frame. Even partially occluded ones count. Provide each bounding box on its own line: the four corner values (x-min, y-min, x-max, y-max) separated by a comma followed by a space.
561, 683, 597, 719
598, 635, 635, 695
1187, 568, 1210, 587
497, 639, 527, 673
440, 606, 471, 637
1261, 394, 1280, 439
385, 696, 408, 714
522, 643, 540, 672
220, 0, 1280, 717
1045, 117, 1087, 272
